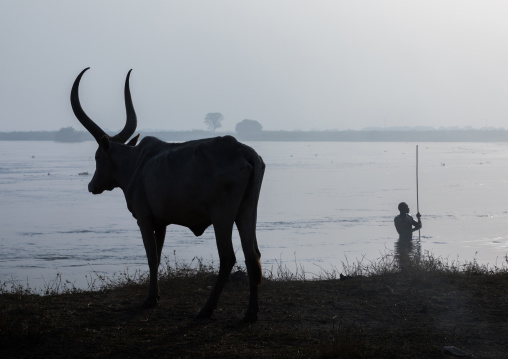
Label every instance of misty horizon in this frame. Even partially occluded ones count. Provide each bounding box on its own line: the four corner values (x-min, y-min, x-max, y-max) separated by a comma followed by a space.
2, 125, 508, 133
2, 2, 508, 133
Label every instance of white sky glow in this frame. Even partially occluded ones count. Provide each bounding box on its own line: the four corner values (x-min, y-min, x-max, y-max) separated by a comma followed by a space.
1, 1, 508, 132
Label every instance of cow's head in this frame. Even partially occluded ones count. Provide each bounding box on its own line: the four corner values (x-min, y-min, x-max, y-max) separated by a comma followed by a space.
70, 68, 139, 194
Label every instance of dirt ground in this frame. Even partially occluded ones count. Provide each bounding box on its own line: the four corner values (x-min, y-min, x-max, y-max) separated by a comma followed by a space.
1, 270, 507, 358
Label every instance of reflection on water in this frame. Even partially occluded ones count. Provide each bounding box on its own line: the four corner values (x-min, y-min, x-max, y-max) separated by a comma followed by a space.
395, 237, 422, 270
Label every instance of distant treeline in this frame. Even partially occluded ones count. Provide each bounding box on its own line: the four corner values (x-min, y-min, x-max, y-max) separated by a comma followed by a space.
1, 129, 508, 142
0, 128, 92, 142
239, 129, 508, 142
0, 131, 59, 141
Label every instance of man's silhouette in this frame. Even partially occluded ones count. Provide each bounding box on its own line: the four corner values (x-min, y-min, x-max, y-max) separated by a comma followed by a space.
394, 202, 422, 240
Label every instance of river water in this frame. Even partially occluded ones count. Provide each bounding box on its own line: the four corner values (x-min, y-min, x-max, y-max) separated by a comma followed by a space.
1, 140, 507, 290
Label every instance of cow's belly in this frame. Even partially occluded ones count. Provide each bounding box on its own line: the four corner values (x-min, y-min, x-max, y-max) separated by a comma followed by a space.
155, 206, 212, 237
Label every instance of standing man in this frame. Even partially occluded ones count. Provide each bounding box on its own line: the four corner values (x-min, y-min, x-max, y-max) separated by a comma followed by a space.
394, 202, 422, 240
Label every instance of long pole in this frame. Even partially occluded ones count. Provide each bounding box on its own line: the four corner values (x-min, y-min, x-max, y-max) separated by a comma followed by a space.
416, 145, 420, 241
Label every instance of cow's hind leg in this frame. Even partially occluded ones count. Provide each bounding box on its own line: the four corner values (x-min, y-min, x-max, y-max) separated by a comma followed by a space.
196, 222, 236, 319
236, 210, 262, 323
138, 221, 161, 308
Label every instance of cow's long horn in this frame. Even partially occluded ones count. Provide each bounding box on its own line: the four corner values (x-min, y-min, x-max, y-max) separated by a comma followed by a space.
70, 67, 107, 142
111, 70, 137, 143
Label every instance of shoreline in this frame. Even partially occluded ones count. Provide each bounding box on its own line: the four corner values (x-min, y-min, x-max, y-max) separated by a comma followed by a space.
2, 253, 507, 358
2, 250, 507, 296
2, 128, 508, 142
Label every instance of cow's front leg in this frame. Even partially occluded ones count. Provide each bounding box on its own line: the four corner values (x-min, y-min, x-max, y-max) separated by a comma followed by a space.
138, 221, 160, 308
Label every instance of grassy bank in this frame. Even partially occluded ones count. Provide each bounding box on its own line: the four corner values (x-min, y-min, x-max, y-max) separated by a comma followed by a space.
1, 252, 507, 358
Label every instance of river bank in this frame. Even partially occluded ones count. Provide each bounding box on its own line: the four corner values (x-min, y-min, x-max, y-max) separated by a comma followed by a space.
1, 254, 507, 358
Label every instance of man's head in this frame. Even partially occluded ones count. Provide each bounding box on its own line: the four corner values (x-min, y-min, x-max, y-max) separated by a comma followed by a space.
398, 202, 409, 214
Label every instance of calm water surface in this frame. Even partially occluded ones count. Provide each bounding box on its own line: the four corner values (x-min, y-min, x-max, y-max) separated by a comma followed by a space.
1, 140, 507, 289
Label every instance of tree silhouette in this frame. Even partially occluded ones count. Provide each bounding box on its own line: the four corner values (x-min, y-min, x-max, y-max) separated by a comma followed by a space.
235, 119, 263, 135
204, 113, 223, 132
54, 127, 87, 142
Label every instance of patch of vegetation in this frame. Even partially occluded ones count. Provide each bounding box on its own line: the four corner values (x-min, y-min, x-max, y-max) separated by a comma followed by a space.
1, 252, 507, 358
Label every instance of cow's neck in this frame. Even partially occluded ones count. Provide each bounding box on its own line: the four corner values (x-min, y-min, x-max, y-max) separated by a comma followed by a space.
108, 143, 140, 191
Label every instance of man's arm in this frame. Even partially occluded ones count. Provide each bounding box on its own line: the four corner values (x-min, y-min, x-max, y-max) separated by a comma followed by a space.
412, 212, 422, 232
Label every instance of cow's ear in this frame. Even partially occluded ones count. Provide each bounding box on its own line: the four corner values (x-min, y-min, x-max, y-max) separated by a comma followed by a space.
126, 134, 139, 147
99, 135, 111, 152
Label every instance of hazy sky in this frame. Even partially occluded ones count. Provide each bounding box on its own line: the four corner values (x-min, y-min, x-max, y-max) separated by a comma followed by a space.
2, 1, 508, 132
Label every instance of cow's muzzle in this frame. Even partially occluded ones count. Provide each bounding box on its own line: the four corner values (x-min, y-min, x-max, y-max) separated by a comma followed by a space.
88, 183, 103, 195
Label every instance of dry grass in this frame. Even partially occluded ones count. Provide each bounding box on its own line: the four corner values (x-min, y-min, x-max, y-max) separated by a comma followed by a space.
1, 251, 507, 358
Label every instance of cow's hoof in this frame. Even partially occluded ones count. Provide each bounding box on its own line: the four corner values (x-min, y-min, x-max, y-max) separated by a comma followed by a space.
196, 307, 213, 319
243, 310, 258, 323
142, 295, 160, 308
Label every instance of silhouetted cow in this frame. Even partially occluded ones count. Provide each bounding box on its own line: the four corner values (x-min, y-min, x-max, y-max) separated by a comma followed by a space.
70, 68, 265, 322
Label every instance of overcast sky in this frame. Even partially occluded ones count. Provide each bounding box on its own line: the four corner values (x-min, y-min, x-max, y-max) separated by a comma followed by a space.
2, 1, 508, 132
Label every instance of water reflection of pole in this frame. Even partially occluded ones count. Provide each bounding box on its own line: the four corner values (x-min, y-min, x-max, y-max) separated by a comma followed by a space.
416, 145, 420, 242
